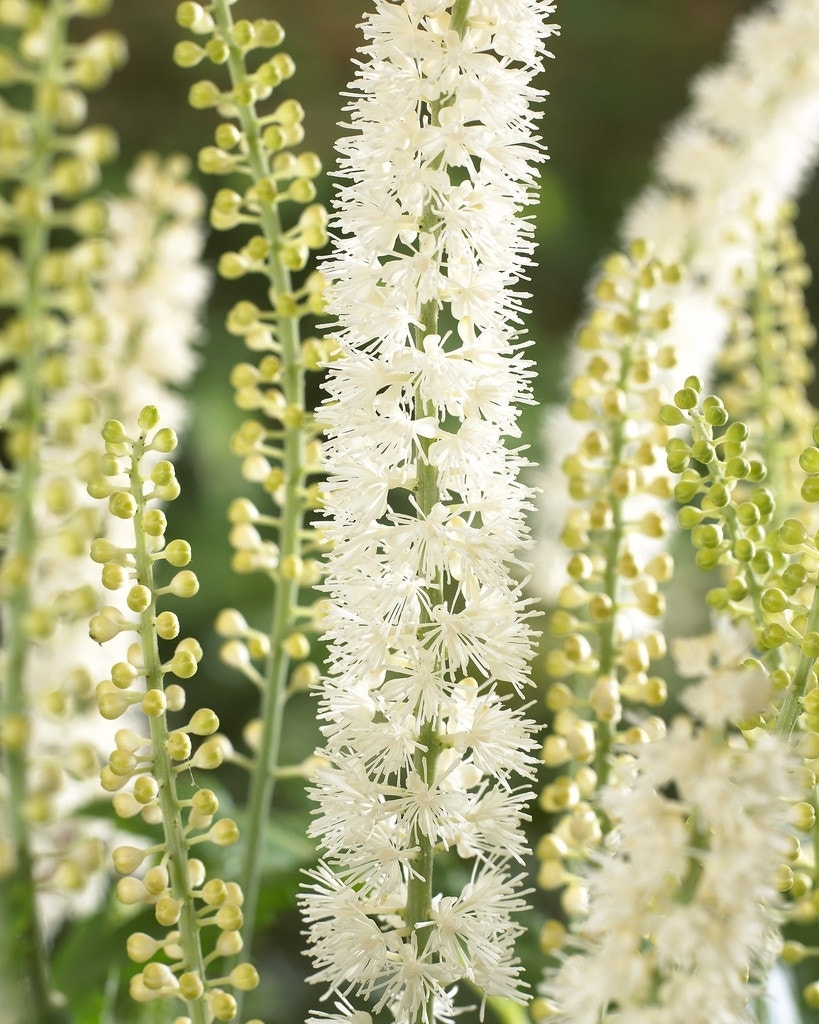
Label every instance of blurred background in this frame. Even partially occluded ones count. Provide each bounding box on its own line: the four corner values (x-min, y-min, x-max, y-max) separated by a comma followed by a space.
55, 1, 819, 1019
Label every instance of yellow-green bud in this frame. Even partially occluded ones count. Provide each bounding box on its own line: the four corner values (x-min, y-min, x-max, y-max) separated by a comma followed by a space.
209, 818, 240, 847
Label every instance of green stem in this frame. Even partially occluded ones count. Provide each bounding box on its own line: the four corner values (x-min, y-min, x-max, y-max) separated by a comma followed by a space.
402, 10, 473, 1024
776, 580, 819, 737
0, 5, 72, 1020
129, 437, 209, 1024
209, 0, 307, 987
592, 329, 635, 787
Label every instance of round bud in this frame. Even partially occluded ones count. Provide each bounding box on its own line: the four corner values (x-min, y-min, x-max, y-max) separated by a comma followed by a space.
209, 818, 240, 847
142, 508, 167, 537
229, 963, 259, 991
142, 689, 167, 718
112, 845, 145, 875
109, 492, 137, 519
164, 540, 191, 566
155, 897, 181, 927
156, 611, 180, 640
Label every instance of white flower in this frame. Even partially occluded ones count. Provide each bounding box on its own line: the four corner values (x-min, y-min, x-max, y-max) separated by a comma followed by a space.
303, 1, 557, 1020
543, 712, 798, 1024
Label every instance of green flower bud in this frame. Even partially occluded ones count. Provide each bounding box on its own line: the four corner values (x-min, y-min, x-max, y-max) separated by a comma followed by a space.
112, 844, 145, 875
127, 585, 152, 613
142, 689, 167, 717
229, 963, 259, 991
168, 570, 199, 598
255, 18, 285, 47
214, 903, 243, 931
210, 990, 238, 1022
188, 708, 219, 735
192, 789, 219, 816
673, 387, 698, 411
126, 932, 161, 964
167, 730, 192, 761
155, 611, 180, 640
173, 39, 204, 68
779, 518, 808, 549
188, 79, 222, 109
801, 476, 819, 503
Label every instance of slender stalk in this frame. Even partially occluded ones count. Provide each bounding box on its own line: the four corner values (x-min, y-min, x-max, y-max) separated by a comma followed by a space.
401, 8, 473, 1021
0, 4, 71, 1019
776, 580, 819, 737
209, 0, 307, 976
128, 435, 209, 1024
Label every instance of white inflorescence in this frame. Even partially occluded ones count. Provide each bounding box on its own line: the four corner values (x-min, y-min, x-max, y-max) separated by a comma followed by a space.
542, 656, 799, 1024
302, 2, 557, 1021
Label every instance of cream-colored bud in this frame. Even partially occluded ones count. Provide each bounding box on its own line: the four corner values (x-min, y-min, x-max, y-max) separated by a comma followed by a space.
116, 877, 147, 905
126, 932, 161, 963
155, 897, 181, 927
113, 845, 145, 875
229, 963, 260, 991
209, 818, 240, 847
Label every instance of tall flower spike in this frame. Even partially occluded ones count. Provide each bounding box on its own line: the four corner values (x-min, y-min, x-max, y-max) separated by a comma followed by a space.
535, 243, 677, 959
0, 0, 126, 1016
303, 2, 557, 1022
716, 202, 818, 522
174, 0, 331, 990
88, 407, 260, 1024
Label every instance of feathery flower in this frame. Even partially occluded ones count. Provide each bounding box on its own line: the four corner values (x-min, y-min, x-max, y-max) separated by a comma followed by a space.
542, 663, 800, 1024
302, 2, 557, 1021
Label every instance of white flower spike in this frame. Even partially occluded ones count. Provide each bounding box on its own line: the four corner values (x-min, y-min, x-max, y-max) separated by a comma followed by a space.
302, 1, 558, 1022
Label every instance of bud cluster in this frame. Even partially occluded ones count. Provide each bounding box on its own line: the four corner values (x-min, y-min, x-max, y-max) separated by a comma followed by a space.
0, 0, 127, 998
538, 242, 678, 947
88, 407, 260, 1024
174, 2, 331, 985
717, 202, 818, 521
662, 379, 819, 734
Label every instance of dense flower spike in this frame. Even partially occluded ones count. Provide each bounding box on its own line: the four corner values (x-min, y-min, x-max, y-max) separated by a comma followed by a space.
174, 0, 330, 984
89, 408, 259, 1024
535, 244, 677, 948
716, 203, 819, 521
96, 151, 211, 428
541, 674, 802, 1024
303, 2, 557, 1022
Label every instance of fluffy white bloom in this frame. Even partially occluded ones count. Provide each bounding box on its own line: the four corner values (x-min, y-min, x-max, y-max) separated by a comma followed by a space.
543, 677, 798, 1024
303, 2, 556, 1020
534, 0, 819, 598
95, 151, 210, 428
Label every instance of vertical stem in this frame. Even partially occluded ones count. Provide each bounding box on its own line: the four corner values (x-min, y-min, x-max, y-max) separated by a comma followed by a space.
0, 5, 71, 1020
401, 8, 472, 1022
208, 0, 306, 984
128, 436, 209, 1024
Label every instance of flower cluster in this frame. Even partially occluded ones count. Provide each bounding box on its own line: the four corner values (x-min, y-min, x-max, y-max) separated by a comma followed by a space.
535, 243, 678, 949
542, 663, 802, 1024
96, 151, 210, 429
716, 203, 818, 520
88, 407, 262, 1024
624, 0, 819, 384
536, 0, 819, 604
0, 0, 126, 1010
302, 2, 557, 1021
